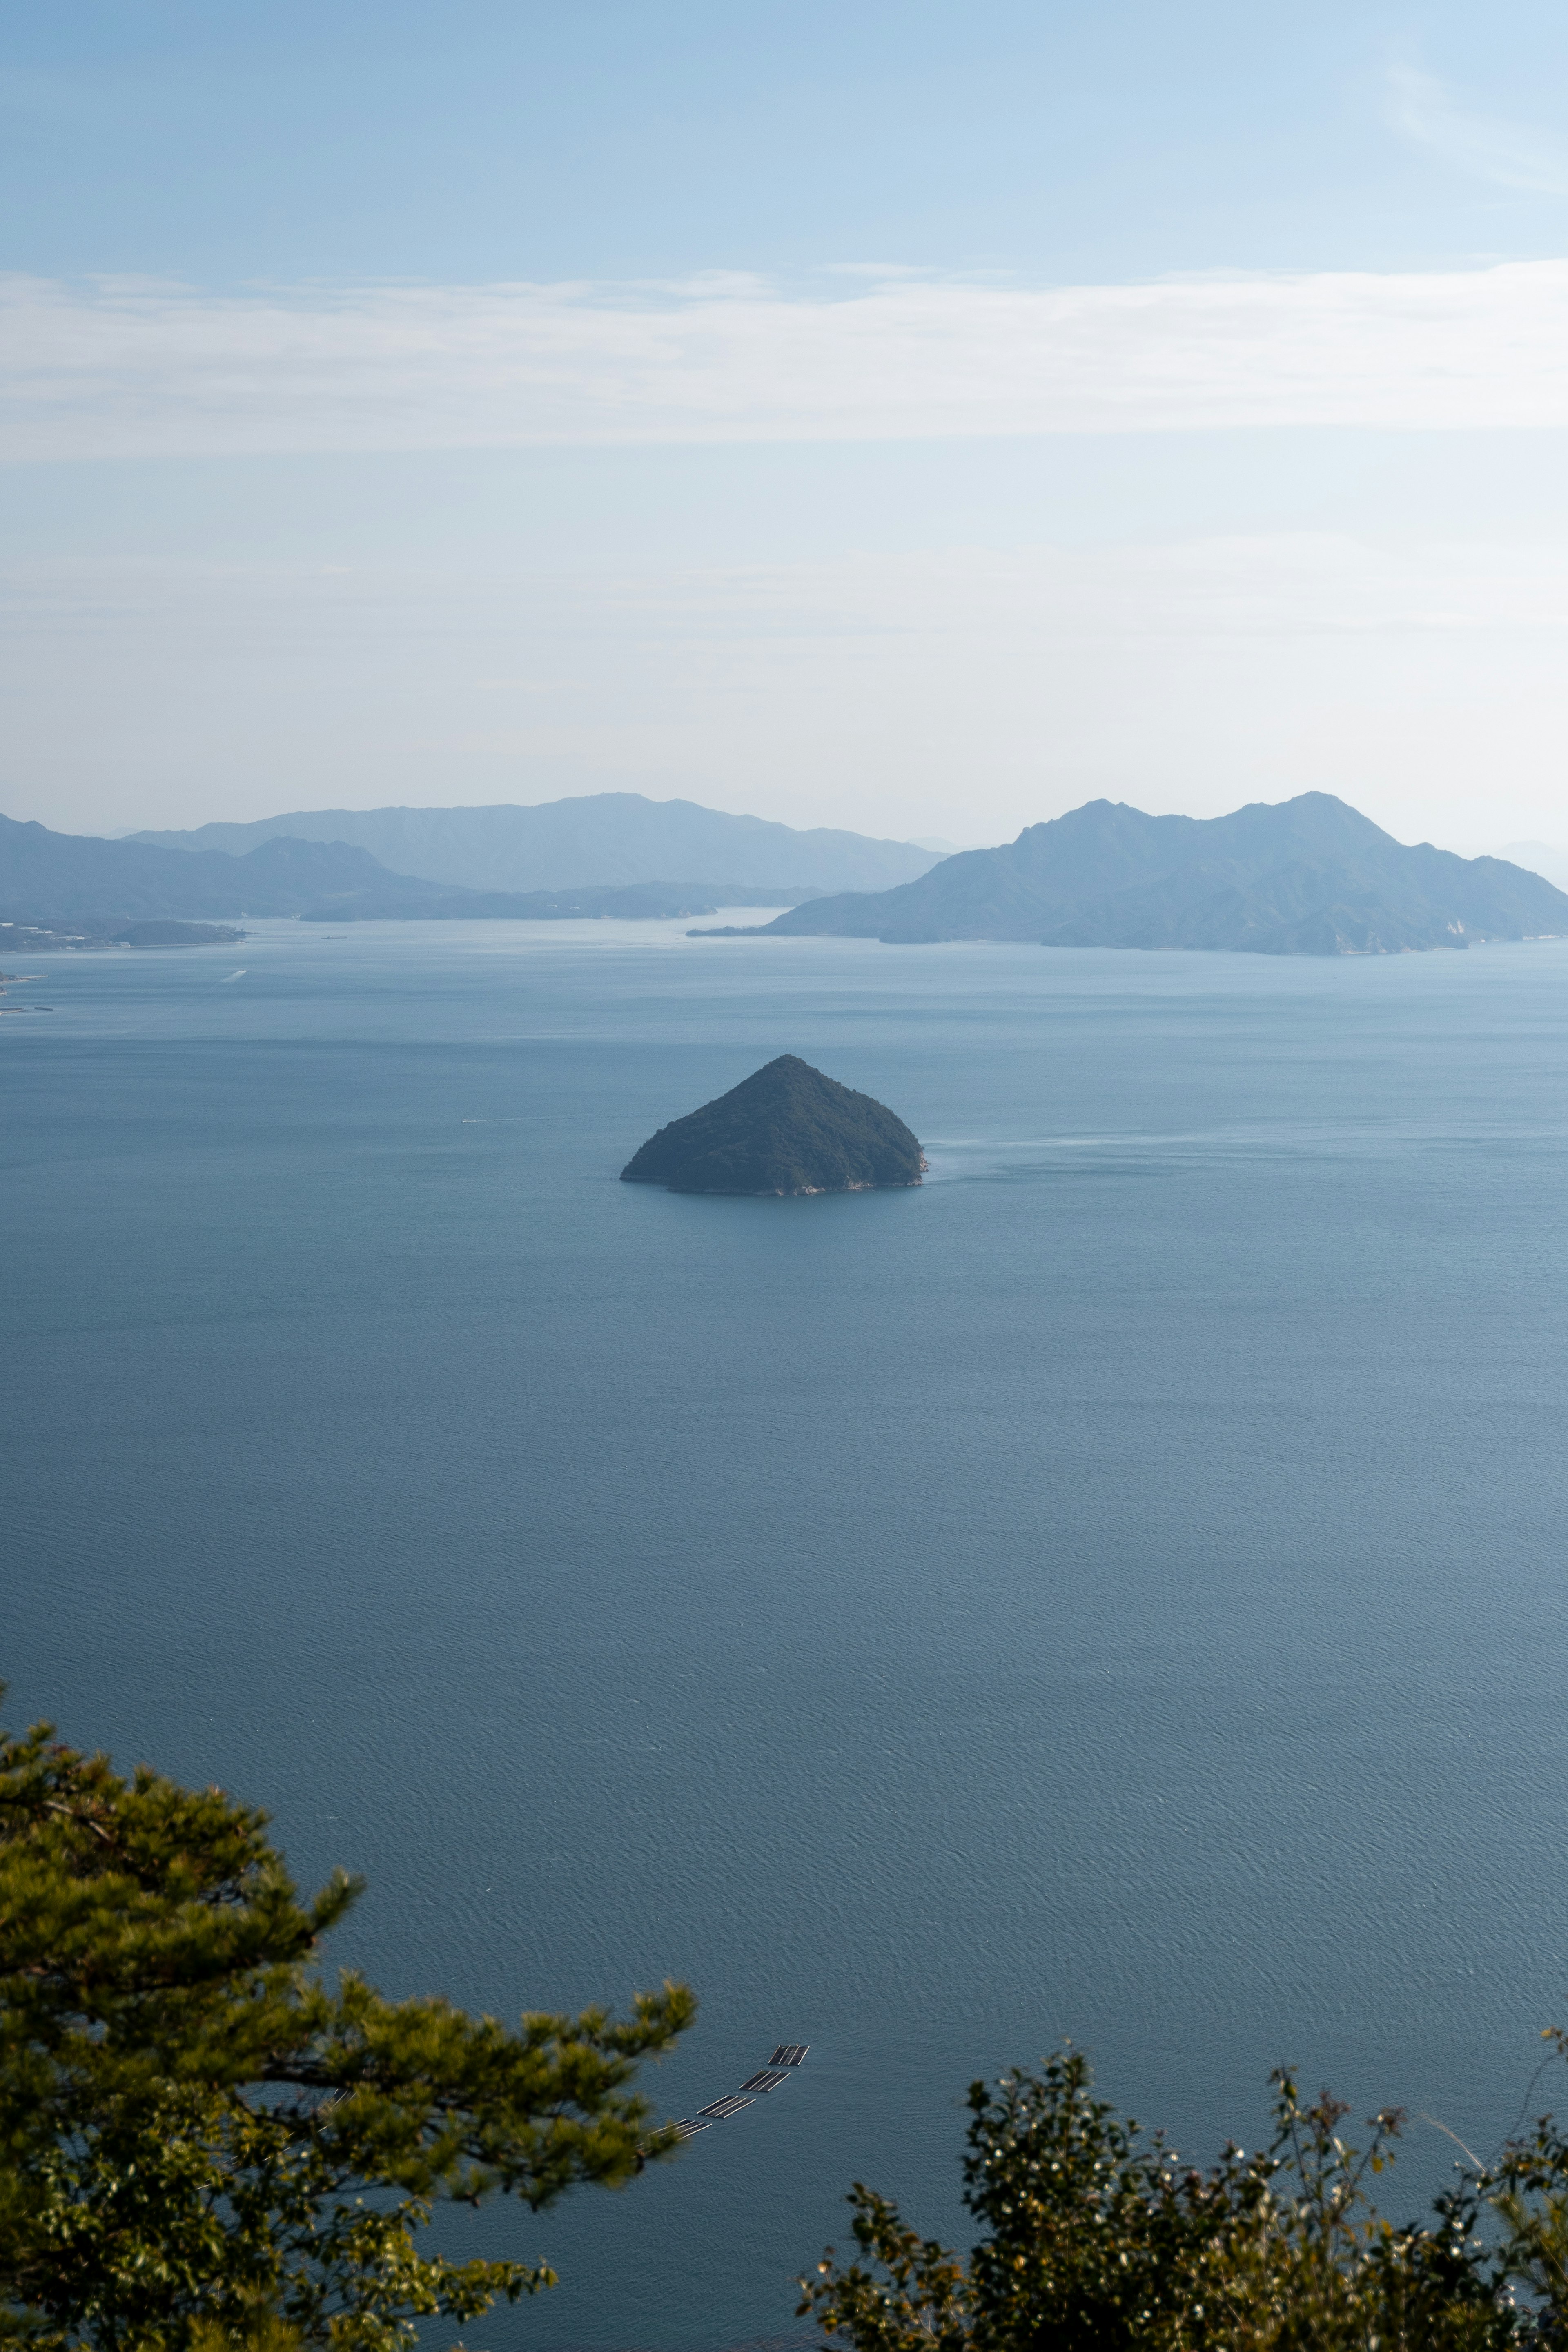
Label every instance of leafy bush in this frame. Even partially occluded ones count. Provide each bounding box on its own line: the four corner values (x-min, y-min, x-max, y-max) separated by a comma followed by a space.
800, 2045, 1568, 2350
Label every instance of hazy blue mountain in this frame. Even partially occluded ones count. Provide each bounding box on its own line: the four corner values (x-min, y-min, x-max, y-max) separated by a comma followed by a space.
729, 794, 1568, 955
0, 817, 428, 920
0, 815, 815, 924
129, 794, 940, 895
1492, 840, 1568, 893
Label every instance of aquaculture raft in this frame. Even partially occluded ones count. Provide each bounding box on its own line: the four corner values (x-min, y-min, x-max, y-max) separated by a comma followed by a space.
664, 2043, 810, 2143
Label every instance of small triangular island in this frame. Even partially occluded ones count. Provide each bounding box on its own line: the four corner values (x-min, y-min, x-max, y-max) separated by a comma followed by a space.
620, 1054, 926, 1197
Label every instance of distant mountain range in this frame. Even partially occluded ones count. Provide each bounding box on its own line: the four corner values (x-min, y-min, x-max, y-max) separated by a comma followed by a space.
11, 793, 1567, 955
0, 821, 405, 921
711, 795, 1568, 955
128, 794, 940, 895
0, 814, 842, 923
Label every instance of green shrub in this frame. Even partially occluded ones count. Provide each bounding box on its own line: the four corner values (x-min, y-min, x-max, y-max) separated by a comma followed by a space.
800, 2046, 1568, 2350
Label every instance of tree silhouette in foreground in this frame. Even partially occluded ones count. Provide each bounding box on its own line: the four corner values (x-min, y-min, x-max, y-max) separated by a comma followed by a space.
0, 1706, 693, 2349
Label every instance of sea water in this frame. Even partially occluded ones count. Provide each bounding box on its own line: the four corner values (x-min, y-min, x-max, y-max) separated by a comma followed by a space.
5, 917, 1568, 2348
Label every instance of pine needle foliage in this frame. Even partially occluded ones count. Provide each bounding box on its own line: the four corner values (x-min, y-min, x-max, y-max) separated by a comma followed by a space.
0, 1708, 694, 2351
799, 2046, 1568, 2350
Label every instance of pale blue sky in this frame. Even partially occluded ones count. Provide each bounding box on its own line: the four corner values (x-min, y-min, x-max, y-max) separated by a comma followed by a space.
13, 1, 1568, 281
8, 2, 1568, 845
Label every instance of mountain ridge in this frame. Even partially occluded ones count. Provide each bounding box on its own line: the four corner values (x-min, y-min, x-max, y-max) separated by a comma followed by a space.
0, 819, 419, 922
0, 814, 820, 924
716, 794, 1568, 956
128, 793, 940, 895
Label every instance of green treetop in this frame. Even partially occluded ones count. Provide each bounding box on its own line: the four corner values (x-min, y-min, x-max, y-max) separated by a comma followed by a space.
0, 1704, 694, 2350
799, 2045, 1568, 2350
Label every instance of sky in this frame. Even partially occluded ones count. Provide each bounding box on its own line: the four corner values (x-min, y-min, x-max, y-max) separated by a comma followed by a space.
7, 1, 1568, 850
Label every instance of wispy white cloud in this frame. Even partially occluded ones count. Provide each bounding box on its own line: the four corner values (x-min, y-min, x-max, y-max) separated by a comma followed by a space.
6, 258, 1568, 459
10, 257, 1568, 460
1386, 64, 1568, 196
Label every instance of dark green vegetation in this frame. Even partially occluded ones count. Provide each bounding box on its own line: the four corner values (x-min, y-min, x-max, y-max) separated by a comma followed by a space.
18, 1694, 1568, 2352
745, 794, 1568, 955
621, 1054, 926, 1196
801, 2048, 1568, 2350
128, 793, 940, 896
0, 1705, 693, 2350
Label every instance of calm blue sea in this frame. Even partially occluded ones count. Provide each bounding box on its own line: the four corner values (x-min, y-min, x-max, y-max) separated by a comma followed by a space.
6, 916, 1568, 2347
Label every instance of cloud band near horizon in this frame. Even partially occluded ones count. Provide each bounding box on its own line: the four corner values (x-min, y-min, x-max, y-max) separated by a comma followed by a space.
10, 259, 1568, 459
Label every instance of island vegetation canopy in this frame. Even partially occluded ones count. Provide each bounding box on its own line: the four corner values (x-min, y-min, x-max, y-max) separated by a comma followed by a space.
621, 1054, 926, 1196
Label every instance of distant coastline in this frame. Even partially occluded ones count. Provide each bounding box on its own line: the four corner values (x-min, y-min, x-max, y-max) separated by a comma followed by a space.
0, 918, 247, 952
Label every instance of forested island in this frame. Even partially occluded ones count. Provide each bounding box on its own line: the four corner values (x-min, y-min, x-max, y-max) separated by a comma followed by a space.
621, 1055, 926, 1196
